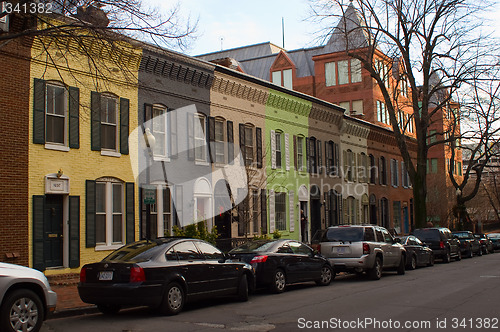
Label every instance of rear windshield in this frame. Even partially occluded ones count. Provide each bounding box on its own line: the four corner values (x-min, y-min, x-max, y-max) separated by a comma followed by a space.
103, 240, 170, 263
413, 229, 440, 241
453, 232, 471, 239
322, 227, 364, 242
229, 240, 276, 253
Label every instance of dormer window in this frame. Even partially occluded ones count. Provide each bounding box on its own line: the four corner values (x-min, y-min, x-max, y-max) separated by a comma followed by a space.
271, 69, 293, 89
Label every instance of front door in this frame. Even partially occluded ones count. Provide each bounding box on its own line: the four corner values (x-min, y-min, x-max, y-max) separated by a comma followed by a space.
403, 206, 409, 234
44, 195, 63, 267
310, 199, 321, 244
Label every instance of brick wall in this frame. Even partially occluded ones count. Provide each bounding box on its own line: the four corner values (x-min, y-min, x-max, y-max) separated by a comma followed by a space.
0, 16, 32, 266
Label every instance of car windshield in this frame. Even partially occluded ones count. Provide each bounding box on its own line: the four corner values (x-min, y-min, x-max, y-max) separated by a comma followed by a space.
322, 227, 364, 242
413, 229, 440, 241
453, 232, 471, 239
488, 234, 500, 239
398, 236, 409, 244
103, 239, 173, 263
230, 240, 277, 253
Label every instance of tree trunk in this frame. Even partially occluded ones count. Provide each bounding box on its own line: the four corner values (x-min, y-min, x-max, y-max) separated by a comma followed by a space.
413, 162, 428, 229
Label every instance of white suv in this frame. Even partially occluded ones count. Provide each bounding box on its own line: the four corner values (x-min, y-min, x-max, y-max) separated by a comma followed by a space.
0, 263, 57, 332
319, 225, 406, 280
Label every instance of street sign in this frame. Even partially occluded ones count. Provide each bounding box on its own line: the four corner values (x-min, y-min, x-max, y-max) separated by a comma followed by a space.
143, 188, 156, 205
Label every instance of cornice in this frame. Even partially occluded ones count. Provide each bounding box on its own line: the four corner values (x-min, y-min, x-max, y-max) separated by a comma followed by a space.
266, 93, 310, 117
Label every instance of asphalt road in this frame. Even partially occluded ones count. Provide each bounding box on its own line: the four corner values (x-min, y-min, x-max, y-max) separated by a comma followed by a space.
42, 252, 500, 332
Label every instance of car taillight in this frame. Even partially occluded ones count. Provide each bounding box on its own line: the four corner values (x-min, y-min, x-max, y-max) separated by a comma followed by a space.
80, 267, 87, 283
363, 243, 370, 255
439, 241, 445, 249
480, 239, 486, 244
250, 255, 268, 264
130, 266, 146, 283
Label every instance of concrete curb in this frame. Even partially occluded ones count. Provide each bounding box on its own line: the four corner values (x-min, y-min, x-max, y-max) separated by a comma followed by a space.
48, 306, 99, 320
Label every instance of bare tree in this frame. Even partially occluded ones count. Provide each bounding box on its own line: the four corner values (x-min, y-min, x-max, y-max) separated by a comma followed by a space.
308, 0, 500, 228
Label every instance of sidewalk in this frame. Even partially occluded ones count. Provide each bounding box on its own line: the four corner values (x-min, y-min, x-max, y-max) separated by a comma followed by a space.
47, 274, 98, 318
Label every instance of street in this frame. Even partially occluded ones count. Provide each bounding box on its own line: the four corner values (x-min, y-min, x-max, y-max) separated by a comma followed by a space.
43, 253, 500, 332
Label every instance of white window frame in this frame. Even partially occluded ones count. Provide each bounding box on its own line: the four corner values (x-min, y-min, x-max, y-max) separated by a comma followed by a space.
283, 69, 293, 89
95, 180, 125, 249
275, 192, 287, 231
245, 125, 254, 167
152, 104, 169, 160
194, 114, 207, 162
325, 61, 336, 87
214, 118, 225, 164
272, 71, 282, 86
45, 82, 67, 147
338, 60, 349, 85
100, 94, 119, 152
275, 131, 282, 169
351, 59, 362, 83
297, 136, 304, 171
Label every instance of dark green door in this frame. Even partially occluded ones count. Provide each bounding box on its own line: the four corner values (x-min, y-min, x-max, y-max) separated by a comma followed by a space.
45, 195, 63, 267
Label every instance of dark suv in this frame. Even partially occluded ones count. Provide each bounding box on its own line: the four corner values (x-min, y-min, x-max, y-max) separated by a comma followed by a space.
412, 228, 461, 263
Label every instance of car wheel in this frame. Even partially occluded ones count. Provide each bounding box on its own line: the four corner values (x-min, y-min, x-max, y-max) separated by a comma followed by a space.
478, 248, 483, 256
483, 247, 489, 255
443, 249, 451, 263
368, 257, 382, 280
455, 249, 462, 261
427, 253, 434, 267
408, 255, 417, 270
467, 246, 473, 258
1, 289, 44, 332
397, 256, 406, 275
159, 282, 184, 315
236, 274, 249, 302
97, 304, 121, 315
270, 269, 286, 293
315, 265, 333, 286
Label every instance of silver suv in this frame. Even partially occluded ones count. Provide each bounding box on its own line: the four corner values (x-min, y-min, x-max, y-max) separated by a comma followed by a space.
319, 225, 406, 280
0, 263, 57, 332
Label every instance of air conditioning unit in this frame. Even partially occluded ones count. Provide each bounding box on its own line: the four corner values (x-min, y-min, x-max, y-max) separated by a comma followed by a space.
0, 1, 8, 32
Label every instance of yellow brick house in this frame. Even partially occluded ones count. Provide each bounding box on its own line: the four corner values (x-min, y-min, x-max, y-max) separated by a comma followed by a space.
28, 19, 142, 275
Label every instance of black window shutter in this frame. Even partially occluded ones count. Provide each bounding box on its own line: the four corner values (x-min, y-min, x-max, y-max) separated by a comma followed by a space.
317, 140, 323, 174
334, 143, 339, 176
239, 123, 246, 165
260, 189, 267, 234
69, 196, 80, 268
120, 98, 130, 155
208, 116, 215, 163
256, 127, 263, 168
227, 121, 234, 164
325, 142, 331, 174
144, 104, 153, 125
32, 195, 45, 271
68, 86, 80, 149
90, 92, 101, 151
126, 182, 135, 243
85, 180, 96, 248
33, 79, 46, 144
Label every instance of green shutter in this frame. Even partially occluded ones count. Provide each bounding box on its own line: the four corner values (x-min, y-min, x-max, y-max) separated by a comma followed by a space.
126, 182, 135, 243
32, 196, 45, 271
86, 180, 96, 247
33, 79, 46, 144
120, 98, 129, 155
68, 86, 80, 149
69, 196, 80, 268
91, 92, 101, 151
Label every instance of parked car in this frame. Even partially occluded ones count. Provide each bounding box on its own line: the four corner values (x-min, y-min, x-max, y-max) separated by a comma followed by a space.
474, 233, 494, 254
0, 262, 57, 332
396, 235, 434, 269
78, 238, 255, 315
229, 239, 333, 293
488, 233, 500, 250
318, 225, 406, 280
452, 231, 481, 258
412, 227, 461, 263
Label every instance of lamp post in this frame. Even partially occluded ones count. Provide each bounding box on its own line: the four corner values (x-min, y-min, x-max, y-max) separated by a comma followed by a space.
144, 128, 156, 240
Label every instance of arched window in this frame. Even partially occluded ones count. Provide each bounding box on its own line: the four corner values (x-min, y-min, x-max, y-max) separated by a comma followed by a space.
369, 154, 377, 184
380, 156, 387, 185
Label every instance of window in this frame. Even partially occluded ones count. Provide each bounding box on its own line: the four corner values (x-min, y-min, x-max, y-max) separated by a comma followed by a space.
214, 119, 225, 163
400, 76, 408, 97
194, 114, 206, 162
339, 101, 350, 115
380, 197, 389, 229
380, 156, 387, 185
196, 241, 224, 261
377, 100, 389, 125
369, 154, 377, 184
101, 95, 118, 151
45, 84, 66, 145
96, 181, 124, 246
326, 141, 336, 175
351, 59, 362, 83
272, 71, 281, 86
283, 69, 293, 89
309, 137, 317, 173
152, 105, 167, 157
345, 149, 355, 182
393, 201, 401, 234
391, 159, 399, 187
458, 161, 463, 176
325, 62, 336, 86
174, 241, 203, 261
245, 126, 254, 166
352, 100, 363, 115
297, 136, 304, 171
360, 153, 368, 182
429, 158, 438, 173
275, 132, 282, 169
338, 60, 349, 85
401, 162, 410, 188
345, 196, 357, 224
275, 192, 287, 231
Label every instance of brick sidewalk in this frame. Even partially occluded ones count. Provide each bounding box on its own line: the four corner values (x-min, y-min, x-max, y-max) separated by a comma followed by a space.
47, 274, 94, 313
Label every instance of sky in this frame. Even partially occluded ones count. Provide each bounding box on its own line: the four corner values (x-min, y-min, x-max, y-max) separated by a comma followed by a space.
147, 0, 500, 57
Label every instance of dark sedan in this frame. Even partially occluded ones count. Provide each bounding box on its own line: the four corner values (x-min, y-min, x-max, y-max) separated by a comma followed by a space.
396, 235, 434, 269
229, 239, 333, 293
488, 233, 500, 250
452, 231, 481, 258
474, 233, 494, 254
78, 238, 255, 315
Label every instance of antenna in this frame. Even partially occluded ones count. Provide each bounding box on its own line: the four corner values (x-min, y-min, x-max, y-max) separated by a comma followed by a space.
220, 37, 224, 51
282, 17, 285, 48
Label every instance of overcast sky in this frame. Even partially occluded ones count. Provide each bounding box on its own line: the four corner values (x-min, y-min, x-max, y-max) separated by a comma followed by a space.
147, 0, 500, 57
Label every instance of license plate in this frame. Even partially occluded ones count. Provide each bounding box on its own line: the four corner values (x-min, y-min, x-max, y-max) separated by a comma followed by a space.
99, 271, 113, 281
335, 247, 349, 254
